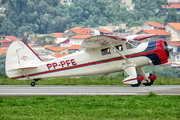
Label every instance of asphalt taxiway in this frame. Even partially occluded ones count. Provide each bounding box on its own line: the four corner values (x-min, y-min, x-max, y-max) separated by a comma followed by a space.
0, 85, 180, 96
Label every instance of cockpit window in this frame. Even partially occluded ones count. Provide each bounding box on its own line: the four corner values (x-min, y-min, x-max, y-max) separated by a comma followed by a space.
126, 42, 134, 49
101, 48, 111, 55
126, 41, 141, 49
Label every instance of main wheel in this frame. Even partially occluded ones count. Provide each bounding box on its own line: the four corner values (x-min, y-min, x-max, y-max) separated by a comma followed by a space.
143, 79, 154, 86
31, 82, 35, 87
131, 79, 141, 87
131, 82, 141, 87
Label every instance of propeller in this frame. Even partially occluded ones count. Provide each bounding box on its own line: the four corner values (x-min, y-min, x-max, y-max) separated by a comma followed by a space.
164, 42, 173, 57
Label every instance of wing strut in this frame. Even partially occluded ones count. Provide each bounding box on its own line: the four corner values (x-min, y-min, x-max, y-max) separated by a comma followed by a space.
110, 44, 133, 65
110, 44, 144, 86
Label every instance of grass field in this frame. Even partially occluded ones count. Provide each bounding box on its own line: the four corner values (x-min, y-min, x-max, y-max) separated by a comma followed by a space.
0, 94, 180, 120
0, 74, 180, 119
0, 76, 180, 85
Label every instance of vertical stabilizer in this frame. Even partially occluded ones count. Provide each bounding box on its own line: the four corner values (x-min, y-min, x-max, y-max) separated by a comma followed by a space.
5, 40, 43, 78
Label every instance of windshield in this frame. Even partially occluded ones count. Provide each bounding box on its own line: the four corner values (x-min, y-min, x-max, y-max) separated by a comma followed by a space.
126, 41, 141, 49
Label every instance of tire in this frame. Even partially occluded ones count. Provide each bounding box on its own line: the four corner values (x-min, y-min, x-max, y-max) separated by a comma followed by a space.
131, 80, 141, 87
131, 82, 141, 87
31, 82, 35, 87
143, 79, 154, 86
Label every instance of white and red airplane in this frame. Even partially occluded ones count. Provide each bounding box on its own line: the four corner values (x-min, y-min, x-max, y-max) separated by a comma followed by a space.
5, 34, 172, 87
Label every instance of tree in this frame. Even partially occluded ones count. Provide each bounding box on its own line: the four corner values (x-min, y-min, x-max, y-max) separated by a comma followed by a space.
164, 8, 179, 24
29, 33, 37, 43
17, 23, 39, 38
0, 18, 16, 36
0, 54, 6, 73
36, 34, 57, 46
133, 0, 168, 20
1, 0, 69, 36
0, 0, 173, 37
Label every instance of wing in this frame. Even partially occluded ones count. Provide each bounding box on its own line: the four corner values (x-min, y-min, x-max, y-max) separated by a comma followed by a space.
79, 35, 126, 51
125, 34, 156, 41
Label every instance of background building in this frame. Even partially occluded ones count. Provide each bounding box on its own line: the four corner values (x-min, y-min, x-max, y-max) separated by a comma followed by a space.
166, 23, 180, 41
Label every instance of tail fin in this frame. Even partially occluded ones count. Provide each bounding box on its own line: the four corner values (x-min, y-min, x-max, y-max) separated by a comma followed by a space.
5, 40, 43, 78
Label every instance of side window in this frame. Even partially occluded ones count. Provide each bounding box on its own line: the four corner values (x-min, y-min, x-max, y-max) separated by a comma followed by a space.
101, 48, 111, 55
114, 45, 123, 52
126, 43, 134, 49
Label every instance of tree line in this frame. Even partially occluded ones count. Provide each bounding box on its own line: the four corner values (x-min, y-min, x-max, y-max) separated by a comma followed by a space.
0, 0, 179, 38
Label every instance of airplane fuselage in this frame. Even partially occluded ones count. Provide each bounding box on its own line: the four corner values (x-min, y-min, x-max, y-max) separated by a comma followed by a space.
11, 40, 168, 80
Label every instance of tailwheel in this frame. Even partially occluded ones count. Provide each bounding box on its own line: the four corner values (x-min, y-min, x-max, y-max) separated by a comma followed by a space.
31, 82, 35, 87
31, 79, 41, 87
143, 79, 154, 86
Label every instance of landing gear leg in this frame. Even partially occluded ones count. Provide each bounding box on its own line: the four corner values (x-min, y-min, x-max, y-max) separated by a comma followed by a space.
31, 79, 40, 87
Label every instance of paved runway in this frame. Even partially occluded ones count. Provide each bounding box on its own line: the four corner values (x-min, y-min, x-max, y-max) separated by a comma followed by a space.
0, 85, 180, 96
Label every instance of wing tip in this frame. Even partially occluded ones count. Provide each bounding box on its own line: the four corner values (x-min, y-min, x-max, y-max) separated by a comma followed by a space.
133, 34, 156, 41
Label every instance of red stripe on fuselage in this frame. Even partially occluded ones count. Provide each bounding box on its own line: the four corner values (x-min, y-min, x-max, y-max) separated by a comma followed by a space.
12, 40, 170, 79
11, 49, 158, 79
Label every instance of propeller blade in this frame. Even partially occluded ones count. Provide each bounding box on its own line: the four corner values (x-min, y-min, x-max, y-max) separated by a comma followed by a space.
166, 46, 173, 52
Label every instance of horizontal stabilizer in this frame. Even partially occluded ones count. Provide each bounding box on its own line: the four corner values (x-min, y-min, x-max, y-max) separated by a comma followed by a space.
17, 66, 37, 70
8, 66, 37, 72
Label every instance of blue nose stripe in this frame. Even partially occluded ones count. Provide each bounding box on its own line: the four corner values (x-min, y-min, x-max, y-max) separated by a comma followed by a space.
143, 41, 161, 65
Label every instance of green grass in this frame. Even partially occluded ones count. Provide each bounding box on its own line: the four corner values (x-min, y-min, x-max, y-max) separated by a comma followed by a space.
0, 76, 125, 85
154, 77, 180, 85
0, 94, 180, 120
0, 76, 180, 85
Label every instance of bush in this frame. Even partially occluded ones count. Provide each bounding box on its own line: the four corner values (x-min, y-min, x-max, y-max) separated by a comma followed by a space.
0, 72, 8, 78
0, 54, 6, 72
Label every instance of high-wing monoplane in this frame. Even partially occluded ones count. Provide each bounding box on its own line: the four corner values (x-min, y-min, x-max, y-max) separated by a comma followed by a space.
5, 34, 172, 87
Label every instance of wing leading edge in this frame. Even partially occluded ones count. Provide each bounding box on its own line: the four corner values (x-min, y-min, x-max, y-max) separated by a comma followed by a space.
79, 35, 126, 51
125, 34, 156, 41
